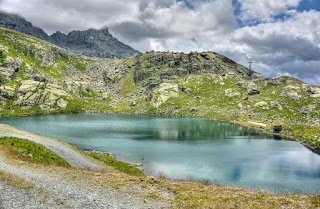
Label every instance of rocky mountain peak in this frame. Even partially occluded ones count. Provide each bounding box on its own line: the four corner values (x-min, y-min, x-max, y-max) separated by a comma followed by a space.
0, 11, 139, 59
0, 11, 49, 40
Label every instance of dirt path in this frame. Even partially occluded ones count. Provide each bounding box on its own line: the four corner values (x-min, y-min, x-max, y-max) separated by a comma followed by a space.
0, 157, 171, 209
0, 124, 172, 208
0, 124, 104, 171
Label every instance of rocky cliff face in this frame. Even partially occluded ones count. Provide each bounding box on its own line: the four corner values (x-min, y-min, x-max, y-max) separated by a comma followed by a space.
50, 28, 140, 59
0, 11, 139, 59
0, 11, 49, 40
0, 27, 319, 153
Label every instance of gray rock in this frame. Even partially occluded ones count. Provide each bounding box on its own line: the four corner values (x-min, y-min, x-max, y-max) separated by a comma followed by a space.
57, 98, 68, 109
130, 101, 137, 107
0, 85, 15, 99
0, 56, 24, 79
248, 89, 260, 95
281, 90, 302, 100
274, 125, 282, 133
300, 104, 316, 114
270, 101, 283, 110
151, 83, 179, 108
181, 87, 193, 93
225, 89, 241, 97
254, 101, 268, 109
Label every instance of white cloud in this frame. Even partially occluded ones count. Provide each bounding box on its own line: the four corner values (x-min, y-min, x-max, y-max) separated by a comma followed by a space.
237, 0, 302, 22
0, 0, 141, 33
110, 0, 236, 41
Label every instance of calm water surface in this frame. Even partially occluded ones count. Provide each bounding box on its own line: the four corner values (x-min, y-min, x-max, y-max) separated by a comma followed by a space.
1, 113, 319, 194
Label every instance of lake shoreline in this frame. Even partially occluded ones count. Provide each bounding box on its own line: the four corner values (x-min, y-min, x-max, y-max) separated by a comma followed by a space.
2, 110, 318, 155
1, 113, 319, 195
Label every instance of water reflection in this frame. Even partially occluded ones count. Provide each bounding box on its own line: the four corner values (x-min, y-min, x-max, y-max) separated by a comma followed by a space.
0, 113, 319, 194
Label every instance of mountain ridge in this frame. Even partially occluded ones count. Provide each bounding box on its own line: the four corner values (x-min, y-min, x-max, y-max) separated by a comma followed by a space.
0, 11, 140, 59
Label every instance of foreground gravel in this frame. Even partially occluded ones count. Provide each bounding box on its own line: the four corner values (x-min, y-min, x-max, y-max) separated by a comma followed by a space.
0, 124, 172, 208
0, 158, 171, 209
0, 124, 104, 171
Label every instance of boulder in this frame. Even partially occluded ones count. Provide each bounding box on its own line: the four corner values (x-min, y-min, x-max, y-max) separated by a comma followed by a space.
0, 85, 15, 99
181, 87, 193, 93
57, 98, 68, 109
130, 101, 137, 107
225, 89, 241, 97
33, 75, 47, 82
310, 87, 320, 98
0, 56, 24, 79
273, 125, 282, 133
270, 101, 283, 110
248, 89, 260, 95
237, 103, 243, 108
281, 90, 302, 100
300, 104, 316, 115
254, 101, 268, 109
151, 83, 179, 108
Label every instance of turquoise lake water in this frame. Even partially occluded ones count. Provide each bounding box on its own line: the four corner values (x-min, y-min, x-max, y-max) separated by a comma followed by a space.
0, 113, 319, 194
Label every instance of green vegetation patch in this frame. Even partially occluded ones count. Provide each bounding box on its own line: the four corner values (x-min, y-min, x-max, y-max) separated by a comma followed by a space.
0, 137, 70, 167
87, 151, 144, 176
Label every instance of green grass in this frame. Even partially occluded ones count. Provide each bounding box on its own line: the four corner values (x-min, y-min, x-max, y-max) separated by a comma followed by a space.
311, 195, 320, 207
87, 151, 144, 176
0, 137, 70, 167
121, 68, 137, 96
144, 191, 161, 199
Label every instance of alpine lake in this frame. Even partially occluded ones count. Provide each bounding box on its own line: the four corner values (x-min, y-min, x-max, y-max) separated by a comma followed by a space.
1, 113, 319, 194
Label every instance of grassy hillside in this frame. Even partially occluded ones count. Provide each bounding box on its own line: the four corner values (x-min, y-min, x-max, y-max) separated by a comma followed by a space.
0, 137, 70, 167
0, 26, 319, 153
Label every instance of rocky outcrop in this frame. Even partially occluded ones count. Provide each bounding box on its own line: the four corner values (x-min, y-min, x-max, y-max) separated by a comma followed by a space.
0, 56, 24, 80
310, 87, 320, 98
281, 90, 302, 100
133, 51, 264, 90
0, 11, 139, 59
13, 80, 69, 109
151, 83, 179, 108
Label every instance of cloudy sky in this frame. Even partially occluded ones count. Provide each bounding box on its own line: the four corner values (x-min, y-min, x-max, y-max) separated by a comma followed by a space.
0, 0, 320, 84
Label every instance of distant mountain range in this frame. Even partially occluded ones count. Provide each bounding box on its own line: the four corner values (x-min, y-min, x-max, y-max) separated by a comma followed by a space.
0, 11, 140, 59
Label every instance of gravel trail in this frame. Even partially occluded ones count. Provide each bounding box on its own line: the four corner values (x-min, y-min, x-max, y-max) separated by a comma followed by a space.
0, 158, 171, 209
0, 124, 104, 171
0, 124, 172, 208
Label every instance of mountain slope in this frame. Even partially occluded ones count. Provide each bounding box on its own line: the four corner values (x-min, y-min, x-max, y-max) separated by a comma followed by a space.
0, 11, 139, 59
0, 27, 319, 153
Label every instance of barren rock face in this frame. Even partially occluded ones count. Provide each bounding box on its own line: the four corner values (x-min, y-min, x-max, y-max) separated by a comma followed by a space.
151, 83, 179, 108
